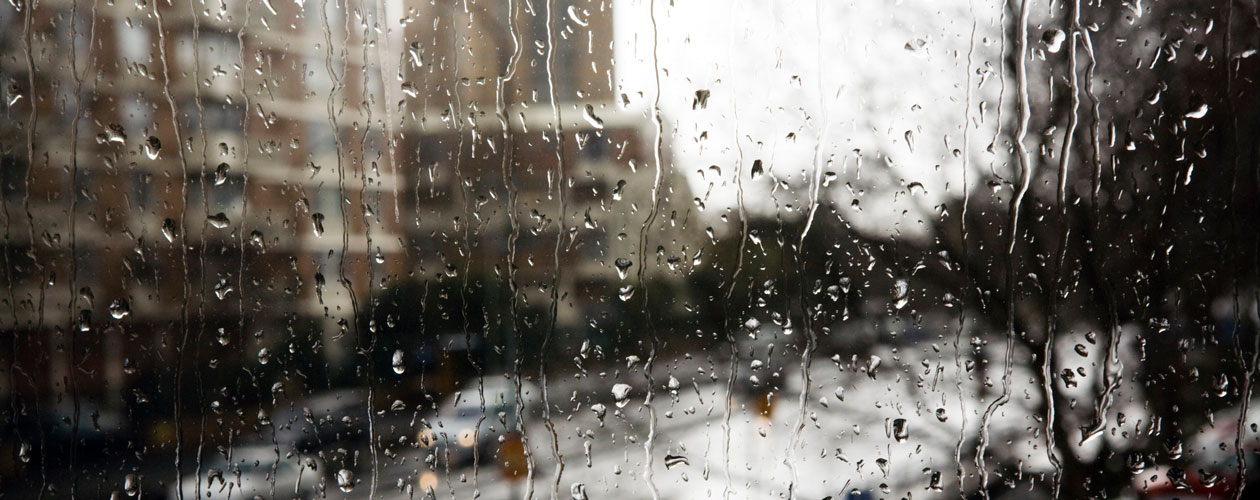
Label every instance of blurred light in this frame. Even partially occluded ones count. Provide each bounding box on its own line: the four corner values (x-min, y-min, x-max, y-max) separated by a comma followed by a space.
457, 428, 476, 447
417, 427, 435, 448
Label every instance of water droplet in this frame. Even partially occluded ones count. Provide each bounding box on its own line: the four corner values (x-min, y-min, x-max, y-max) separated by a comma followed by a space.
401, 82, 420, 98
207, 213, 231, 229
693, 89, 711, 109
1126, 452, 1146, 474
570, 482, 589, 500
1185, 103, 1208, 119
312, 213, 326, 236
892, 278, 909, 309
618, 285, 634, 301
614, 258, 632, 280
207, 468, 224, 487
865, 355, 881, 380
590, 403, 607, 425
104, 124, 126, 145
124, 474, 139, 496
336, 469, 355, 492
1042, 28, 1066, 53
18, 442, 31, 463
407, 42, 425, 68
1164, 437, 1183, 460
161, 219, 177, 243
213, 163, 230, 185
582, 104, 605, 130
663, 454, 689, 469
392, 349, 406, 374
611, 383, 632, 408
108, 299, 131, 319
257, 347, 270, 365
750, 159, 764, 180
891, 418, 909, 442
142, 137, 161, 160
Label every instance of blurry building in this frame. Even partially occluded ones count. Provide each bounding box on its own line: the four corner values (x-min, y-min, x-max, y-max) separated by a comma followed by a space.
0, 0, 696, 427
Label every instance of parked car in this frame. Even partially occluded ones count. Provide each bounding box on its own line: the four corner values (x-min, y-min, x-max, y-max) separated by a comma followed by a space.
169, 445, 325, 500
416, 377, 541, 469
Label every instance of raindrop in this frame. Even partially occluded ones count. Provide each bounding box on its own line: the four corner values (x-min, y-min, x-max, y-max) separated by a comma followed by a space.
614, 258, 632, 280
336, 469, 355, 493
108, 299, 131, 319
892, 278, 909, 309
104, 124, 126, 145
929, 471, 944, 491
1127, 452, 1146, 475
214, 163, 230, 185
611, 383, 633, 408
207, 468, 224, 487
693, 89, 711, 109
124, 474, 139, 496
582, 104, 605, 129
891, 418, 909, 442
406, 42, 424, 68
257, 347, 270, 365
1164, 437, 1183, 460
1042, 28, 1066, 53
664, 454, 689, 469
143, 136, 161, 160
312, 213, 326, 236
1185, 103, 1208, 119
566, 5, 589, 26
865, 355, 881, 379
207, 213, 231, 229
750, 159, 764, 180
392, 349, 406, 374
161, 219, 178, 243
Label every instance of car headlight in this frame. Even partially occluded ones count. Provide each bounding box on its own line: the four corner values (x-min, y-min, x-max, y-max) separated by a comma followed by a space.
457, 428, 476, 447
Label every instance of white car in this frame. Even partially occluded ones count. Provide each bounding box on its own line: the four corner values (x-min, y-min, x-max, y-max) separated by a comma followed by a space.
169, 445, 325, 500
416, 377, 542, 468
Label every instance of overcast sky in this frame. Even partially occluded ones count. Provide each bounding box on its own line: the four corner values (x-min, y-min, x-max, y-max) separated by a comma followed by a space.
611, 0, 1008, 238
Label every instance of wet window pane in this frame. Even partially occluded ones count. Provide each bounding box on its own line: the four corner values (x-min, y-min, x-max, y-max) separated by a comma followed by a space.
3, 0, 1260, 498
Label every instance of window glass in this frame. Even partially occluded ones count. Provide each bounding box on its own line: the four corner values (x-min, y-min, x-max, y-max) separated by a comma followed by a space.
4, 0, 1260, 499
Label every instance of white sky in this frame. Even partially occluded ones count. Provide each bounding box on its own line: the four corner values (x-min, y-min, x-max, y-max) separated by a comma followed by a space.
612, 0, 1009, 238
